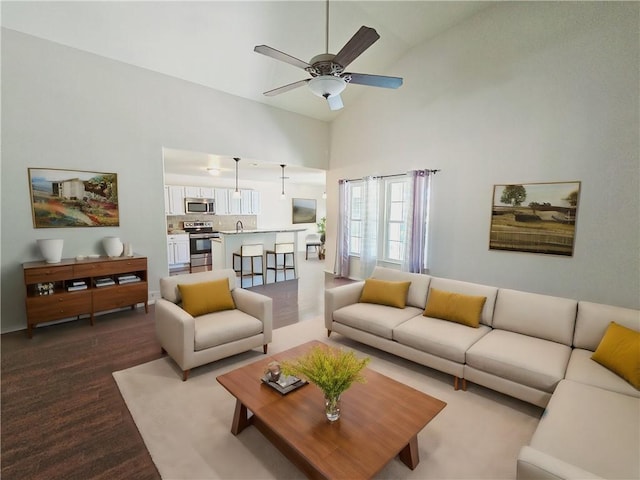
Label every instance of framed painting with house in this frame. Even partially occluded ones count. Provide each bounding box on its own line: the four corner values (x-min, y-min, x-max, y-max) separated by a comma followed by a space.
489, 181, 581, 256
28, 168, 119, 228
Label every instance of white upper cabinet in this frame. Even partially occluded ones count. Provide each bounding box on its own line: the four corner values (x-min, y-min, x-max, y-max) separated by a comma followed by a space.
167, 185, 260, 216
214, 188, 230, 215
184, 186, 215, 199
165, 186, 186, 215
241, 190, 261, 215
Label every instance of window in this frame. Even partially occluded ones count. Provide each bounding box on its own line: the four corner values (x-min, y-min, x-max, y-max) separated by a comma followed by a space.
347, 178, 410, 263
349, 183, 363, 255
384, 180, 408, 262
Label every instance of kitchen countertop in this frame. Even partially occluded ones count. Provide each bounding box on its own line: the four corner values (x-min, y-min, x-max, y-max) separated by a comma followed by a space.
218, 228, 307, 235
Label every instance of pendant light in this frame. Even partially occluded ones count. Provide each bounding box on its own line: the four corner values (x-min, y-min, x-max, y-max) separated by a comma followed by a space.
233, 157, 241, 199
280, 164, 286, 200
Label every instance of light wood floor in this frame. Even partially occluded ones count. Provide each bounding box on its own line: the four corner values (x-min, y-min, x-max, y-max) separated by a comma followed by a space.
1, 260, 353, 480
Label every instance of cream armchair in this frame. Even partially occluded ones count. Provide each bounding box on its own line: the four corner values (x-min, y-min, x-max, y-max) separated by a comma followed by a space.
155, 269, 272, 380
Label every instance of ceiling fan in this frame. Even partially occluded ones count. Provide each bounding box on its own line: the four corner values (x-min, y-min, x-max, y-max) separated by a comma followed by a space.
254, 1, 403, 111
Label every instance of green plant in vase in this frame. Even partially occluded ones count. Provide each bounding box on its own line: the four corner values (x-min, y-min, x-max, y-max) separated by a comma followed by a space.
282, 345, 370, 421
316, 216, 326, 244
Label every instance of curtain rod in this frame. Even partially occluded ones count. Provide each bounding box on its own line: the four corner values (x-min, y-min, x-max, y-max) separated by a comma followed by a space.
341, 169, 440, 183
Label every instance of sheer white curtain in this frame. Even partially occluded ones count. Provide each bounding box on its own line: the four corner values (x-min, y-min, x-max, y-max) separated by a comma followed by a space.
402, 170, 433, 273
333, 180, 351, 278
360, 176, 380, 278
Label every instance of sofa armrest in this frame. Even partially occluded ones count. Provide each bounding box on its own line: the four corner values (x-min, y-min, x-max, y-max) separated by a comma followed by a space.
324, 281, 365, 330
232, 288, 273, 344
517, 446, 603, 480
155, 298, 195, 370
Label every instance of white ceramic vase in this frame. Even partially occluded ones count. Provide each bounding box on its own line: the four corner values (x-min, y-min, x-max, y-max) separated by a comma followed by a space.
103, 236, 123, 257
37, 238, 64, 264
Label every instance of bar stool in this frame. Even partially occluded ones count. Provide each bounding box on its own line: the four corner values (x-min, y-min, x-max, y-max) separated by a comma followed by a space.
232, 244, 264, 287
265, 242, 296, 283
305, 234, 323, 260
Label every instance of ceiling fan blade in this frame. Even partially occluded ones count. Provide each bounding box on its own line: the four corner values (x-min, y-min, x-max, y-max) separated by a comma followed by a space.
254, 45, 310, 70
333, 26, 380, 69
344, 72, 403, 89
327, 94, 344, 111
263, 79, 310, 97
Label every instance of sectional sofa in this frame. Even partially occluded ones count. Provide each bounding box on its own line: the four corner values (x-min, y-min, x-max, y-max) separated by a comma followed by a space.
324, 266, 639, 479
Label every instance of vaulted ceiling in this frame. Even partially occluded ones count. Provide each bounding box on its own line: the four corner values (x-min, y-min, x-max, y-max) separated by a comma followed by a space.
2, 1, 491, 184
2, 1, 491, 122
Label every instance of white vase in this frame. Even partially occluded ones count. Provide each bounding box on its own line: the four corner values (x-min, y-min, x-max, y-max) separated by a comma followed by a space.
37, 239, 64, 264
103, 236, 123, 257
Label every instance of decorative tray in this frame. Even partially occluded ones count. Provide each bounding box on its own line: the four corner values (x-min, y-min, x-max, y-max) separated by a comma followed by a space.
261, 375, 308, 395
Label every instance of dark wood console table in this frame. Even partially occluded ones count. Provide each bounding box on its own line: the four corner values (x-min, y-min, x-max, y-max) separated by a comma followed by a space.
23, 255, 148, 337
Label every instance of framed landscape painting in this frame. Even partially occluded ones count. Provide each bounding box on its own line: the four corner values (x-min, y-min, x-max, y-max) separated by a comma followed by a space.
489, 181, 581, 256
292, 198, 317, 224
28, 168, 119, 228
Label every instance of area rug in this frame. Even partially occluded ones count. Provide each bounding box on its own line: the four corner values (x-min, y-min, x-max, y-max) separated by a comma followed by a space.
113, 318, 542, 479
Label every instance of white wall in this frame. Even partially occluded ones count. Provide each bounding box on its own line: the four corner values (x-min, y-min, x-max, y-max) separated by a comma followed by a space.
326, 2, 639, 309
1, 28, 329, 333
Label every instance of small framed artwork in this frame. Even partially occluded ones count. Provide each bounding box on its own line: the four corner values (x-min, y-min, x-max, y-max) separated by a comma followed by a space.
28, 168, 119, 228
489, 181, 581, 256
292, 198, 317, 224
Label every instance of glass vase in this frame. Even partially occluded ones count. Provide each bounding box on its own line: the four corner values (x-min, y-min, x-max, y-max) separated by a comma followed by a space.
324, 395, 341, 422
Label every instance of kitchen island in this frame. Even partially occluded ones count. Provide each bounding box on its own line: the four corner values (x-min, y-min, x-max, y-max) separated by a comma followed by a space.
212, 228, 308, 284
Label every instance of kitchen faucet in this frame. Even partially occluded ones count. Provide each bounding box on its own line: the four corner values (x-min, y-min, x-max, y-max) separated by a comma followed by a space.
236, 220, 243, 232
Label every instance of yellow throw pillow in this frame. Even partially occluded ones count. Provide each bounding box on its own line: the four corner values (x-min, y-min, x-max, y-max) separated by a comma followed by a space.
178, 278, 236, 317
591, 321, 640, 389
359, 278, 412, 309
423, 288, 487, 328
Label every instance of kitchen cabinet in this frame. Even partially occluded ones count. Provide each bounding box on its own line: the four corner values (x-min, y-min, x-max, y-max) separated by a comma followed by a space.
23, 256, 148, 338
214, 188, 231, 215
167, 234, 190, 266
241, 190, 261, 215
165, 186, 186, 215
169, 185, 260, 216
184, 186, 215, 199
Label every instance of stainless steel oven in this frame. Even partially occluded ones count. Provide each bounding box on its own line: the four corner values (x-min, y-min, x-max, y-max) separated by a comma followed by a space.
183, 221, 219, 273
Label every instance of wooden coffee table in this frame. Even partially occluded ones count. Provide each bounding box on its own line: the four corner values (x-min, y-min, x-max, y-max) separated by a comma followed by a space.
217, 341, 446, 479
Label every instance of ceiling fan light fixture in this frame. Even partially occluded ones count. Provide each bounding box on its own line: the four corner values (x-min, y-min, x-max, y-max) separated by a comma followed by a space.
308, 75, 346, 99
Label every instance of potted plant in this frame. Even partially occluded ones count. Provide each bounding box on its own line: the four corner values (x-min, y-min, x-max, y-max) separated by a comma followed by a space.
282, 345, 370, 421
317, 216, 326, 244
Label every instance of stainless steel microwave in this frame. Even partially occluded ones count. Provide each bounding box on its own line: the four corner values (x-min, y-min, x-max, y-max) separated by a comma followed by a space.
184, 197, 215, 215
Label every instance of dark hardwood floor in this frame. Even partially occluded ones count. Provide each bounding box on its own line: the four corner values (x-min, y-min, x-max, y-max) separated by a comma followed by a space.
1, 265, 352, 480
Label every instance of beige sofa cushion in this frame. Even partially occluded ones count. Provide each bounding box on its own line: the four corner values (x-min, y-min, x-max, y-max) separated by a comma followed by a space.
566, 348, 640, 398
573, 301, 640, 351
333, 303, 423, 339
371, 266, 431, 309
393, 315, 491, 364
194, 309, 263, 351
529, 379, 639, 479
429, 277, 498, 327
465, 330, 571, 393
493, 289, 577, 346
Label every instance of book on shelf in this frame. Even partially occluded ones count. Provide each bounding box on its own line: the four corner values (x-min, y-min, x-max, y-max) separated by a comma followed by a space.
67, 284, 88, 291
117, 274, 139, 281
94, 277, 116, 287
71, 280, 86, 286
118, 276, 141, 284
